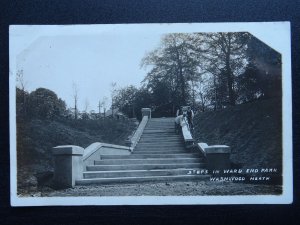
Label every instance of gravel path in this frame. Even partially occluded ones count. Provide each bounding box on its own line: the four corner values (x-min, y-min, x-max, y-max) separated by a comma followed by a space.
35, 181, 282, 197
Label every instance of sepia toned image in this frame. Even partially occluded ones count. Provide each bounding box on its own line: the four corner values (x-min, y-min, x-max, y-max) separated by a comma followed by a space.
9, 22, 292, 206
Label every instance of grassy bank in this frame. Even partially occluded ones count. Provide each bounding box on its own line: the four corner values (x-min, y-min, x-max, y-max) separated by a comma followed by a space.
193, 97, 282, 170
17, 118, 137, 194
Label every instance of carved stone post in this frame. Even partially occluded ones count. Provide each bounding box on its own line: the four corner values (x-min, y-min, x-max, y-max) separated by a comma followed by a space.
52, 145, 84, 188
198, 143, 231, 172
141, 108, 151, 119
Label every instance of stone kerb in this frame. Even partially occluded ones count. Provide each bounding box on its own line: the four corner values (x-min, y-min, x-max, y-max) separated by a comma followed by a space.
126, 115, 148, 150
52, 145, 84, 188
197, 143, 231, 172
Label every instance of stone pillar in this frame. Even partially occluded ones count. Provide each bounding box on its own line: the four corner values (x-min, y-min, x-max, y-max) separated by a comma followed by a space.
141, 108, 151, 119
52, 145, 84, 188
205, 145, 231, 172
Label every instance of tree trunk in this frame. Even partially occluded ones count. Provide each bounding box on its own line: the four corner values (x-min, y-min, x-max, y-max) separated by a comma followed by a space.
213, 73, 217, 111
225, 35, 235, 106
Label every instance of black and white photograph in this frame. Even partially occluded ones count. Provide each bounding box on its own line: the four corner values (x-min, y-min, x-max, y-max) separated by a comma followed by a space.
9, 22, 292, 206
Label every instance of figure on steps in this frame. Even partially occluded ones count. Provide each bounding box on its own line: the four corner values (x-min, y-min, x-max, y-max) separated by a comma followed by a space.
186, 107, 194, 131
176, 106, 194, 131
174, 114, 185, 134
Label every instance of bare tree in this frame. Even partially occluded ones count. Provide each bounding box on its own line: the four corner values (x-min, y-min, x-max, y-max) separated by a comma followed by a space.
110, 82, 117, 118
16, 69, 27, 91
72, 82, 79, 119
84, 98, 89, 113
98, 100, 102, 115
103, 96, 108, 118
16, 70, 28, 115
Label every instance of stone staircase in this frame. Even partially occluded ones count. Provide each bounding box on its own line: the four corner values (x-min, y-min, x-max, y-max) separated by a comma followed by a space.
76, 118, 208, 185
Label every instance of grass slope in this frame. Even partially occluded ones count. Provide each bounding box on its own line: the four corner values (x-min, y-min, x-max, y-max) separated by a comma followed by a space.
17, 118, 137, 194
193, 97, 282, 170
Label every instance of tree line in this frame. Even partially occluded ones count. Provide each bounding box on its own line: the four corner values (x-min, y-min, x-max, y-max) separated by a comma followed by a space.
113, 32, 281, 119
16, 86, 67, 120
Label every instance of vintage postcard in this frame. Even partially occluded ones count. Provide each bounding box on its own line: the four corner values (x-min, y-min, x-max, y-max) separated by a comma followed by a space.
9, 22, 293, 206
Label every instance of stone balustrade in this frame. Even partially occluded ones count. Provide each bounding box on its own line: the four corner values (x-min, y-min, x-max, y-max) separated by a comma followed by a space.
52, 145, 84, 188
52, 143, 131, 188
180, 117, 194, 148
197, 143, 231, 172
52, 108, 151, 188
126, 108, 150, 150
83, 142, 131, 169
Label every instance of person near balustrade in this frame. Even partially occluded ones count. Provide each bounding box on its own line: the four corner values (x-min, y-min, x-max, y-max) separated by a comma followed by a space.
186, 107, 194, 130
176, 106, 182, 117
174, 114, 182, 134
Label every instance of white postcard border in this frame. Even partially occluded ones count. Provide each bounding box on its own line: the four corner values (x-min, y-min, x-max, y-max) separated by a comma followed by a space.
9, 22, 293, 206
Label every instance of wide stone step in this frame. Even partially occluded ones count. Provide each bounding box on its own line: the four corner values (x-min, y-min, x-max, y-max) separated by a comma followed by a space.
147, 121, 174, 123
146, 125, 174, 127
148, 117, 175, 123
136, 144, 184, 150
86, 163, 205, 171
141, 132, 178, 135
138, 143, 183, 146
139, 139, 183, 144
76, 174, 209, 185
138, 139, 183, 143
143, 130, 175, 133
94, 158, 202, 165
135, 147, 185, 151
137, 142, 184, 145
139, 137, 179, 140
139, 136, 182, 140
146, 126, 174, 128
136, 144, 185, 148
101, 153, 201, 159
141, 134, 182, 140
143, 132, 176, 135
83, 168, 206, 179
133, 150, 187, 154
134, 147, 185, 151
147, 126, 174, 127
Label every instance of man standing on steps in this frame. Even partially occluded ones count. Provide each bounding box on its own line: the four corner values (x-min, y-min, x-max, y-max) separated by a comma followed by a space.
187, 107, 194, 131
174, 113, 185, 134
176, 106, 182, 117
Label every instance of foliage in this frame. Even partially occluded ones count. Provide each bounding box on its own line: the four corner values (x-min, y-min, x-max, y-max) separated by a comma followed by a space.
113, 32, 281, 116
28, 88, 67, 119
17, 87, 67, 120
113, 85, 139, 118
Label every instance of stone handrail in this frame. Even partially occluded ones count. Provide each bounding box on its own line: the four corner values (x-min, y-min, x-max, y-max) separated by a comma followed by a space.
126, 115, 148, 151
83, 142, 131, 169
180, 117, 194, 148
52, 108, 151, 188
197, 142, 231, 172
52, 143, 131, 188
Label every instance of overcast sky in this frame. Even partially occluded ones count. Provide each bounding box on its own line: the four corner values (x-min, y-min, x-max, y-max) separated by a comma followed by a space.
14, 30, 162, 112
10, 23, 290, 112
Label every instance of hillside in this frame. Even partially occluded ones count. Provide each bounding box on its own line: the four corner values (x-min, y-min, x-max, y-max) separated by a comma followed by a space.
193, 97, 282, 171
17, 118, 137, 194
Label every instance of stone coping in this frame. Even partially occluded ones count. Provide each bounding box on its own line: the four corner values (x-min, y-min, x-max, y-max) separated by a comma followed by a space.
83, 142, 131, 161
52, 145, 84, 155
197, 142, 231, 156
181, 119, 194, 142
128, 115, 149, 150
